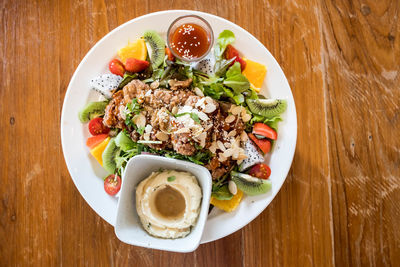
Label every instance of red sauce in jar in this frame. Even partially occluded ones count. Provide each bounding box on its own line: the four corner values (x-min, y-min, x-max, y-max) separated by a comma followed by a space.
169, 23, 211, 60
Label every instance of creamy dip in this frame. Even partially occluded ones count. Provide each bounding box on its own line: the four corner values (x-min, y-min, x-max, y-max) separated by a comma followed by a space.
136, 170, 202, 239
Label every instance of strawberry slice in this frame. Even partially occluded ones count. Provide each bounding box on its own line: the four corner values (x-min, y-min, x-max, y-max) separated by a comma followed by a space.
108, 59, 125, 77
248, 133, 271, 154
165, 47, 175, 61
86, 134, 109, 149
225, 45, 246, 71
125, 58, 150, 73
253, 123, 277, 140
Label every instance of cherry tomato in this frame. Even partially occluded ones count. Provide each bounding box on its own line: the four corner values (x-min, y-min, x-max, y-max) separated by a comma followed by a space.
104, 174, 121, 196
249, 163, 271, 179
88, 117, 110, 135
109, 59, 125, 77
253, 123, 277, 140
248, 133, 271, 154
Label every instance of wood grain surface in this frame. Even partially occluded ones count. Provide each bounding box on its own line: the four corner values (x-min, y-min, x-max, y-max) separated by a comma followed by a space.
1, 0, 399, 266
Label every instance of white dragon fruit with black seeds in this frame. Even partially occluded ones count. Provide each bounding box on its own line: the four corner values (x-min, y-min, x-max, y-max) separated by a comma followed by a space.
90, 74, 122, 99
192, 54, 215, 75
239, 139, 265, 171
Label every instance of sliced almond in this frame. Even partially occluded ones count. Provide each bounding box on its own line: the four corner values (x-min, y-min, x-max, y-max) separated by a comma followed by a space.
231, 105, 242, 115
228, 180, 237, 195
242, 113, 252, 122
227, 129, 237, 137
174, 128, 190, 134
150, 81, 159, 89
218, 153, 227, 162
236, 152, 248, 161
144, 124, 153, 134
133, 114, 146, 128
194, 87, 204, 97
197, 111, 209, 121
171, 106, 179, 115
155, 132, 169, 141
222, 148, 234, 158
225, 114, 236, 124
217, 141, 226, 151
209, 141, 217, 153
224, 142, 231, 148
240, 131, 248, 142
143, 133, 150, 141
119, 105, 127, 120
203, 103, 216, 113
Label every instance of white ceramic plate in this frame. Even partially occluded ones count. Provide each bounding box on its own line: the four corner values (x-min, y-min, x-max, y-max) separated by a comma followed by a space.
61, 10, 297, 244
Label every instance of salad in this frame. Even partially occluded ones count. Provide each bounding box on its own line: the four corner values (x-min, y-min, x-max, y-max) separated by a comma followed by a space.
78, 29, 287, 213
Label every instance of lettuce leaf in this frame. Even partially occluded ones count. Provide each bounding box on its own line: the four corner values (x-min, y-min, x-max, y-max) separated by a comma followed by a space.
214, 30, 235, 59
223, 62, 250, 94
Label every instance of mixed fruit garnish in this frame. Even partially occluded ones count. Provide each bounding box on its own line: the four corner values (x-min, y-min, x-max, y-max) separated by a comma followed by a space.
78, 29, 287, 212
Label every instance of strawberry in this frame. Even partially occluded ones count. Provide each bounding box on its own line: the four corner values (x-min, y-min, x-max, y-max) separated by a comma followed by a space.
108, 59, 125, 77
125, 58, 150, 73
225, 45, 246, 71
165, 47, 175, 61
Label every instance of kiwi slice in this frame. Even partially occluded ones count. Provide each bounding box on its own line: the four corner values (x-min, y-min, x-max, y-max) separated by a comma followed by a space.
115, 131, 135, 152
231, 171, 271, 196
78, 101, 108, 123
246, 99, 287, 118
102, 138, 119, 173
143, 30, 165, 69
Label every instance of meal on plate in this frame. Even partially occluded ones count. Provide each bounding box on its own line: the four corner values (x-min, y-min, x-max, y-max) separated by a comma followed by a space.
136, 169, 202, 238
78, 28, 287, 214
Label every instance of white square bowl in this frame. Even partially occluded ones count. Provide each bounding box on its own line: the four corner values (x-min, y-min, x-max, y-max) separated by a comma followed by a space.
115, 155, 212, 252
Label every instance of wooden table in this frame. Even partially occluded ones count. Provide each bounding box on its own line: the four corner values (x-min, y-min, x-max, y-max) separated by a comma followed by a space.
1, 0, 399, 266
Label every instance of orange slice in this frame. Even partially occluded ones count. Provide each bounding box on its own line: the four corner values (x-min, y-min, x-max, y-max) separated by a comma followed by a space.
210, 189, 244, 212
242, 58, 267, 92
117, 39, 147, 64
90, 137, 110, 166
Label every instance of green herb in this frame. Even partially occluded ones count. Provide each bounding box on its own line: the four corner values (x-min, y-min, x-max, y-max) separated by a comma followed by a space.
137, 126, 145, 135
211, 184, 233, 200
249, 115, 282, 130
223, 62, 250, 94
167, 176, 176, 182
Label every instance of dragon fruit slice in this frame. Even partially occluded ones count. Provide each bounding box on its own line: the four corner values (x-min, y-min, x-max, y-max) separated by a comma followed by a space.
239, 139, 265, 171
193, 54, 215, 75
90, 74, 122, 99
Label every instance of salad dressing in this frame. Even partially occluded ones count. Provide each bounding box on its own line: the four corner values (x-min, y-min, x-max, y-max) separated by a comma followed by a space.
169, 23, 211, 60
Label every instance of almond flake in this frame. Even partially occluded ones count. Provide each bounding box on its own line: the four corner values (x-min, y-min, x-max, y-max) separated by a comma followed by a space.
143, 133, 150, 141
240, 131, 248, 142
203, 103, 216, 113
133, 114, 146, 128
242, 113, 252, 122
222, 149, 234, 158
197, 111, 209, 121
194, 87, 204, 96
209, 141, 217, 153
155, 132, 169, 141
144, 124, 152, 134
225, 115, 235, 123
217, 141, 226, 151
231, 105, 242, 115
150, 81, 159, 89
227, 130, 237, 137
171, 106, 179, 115
218, 153, 227, 162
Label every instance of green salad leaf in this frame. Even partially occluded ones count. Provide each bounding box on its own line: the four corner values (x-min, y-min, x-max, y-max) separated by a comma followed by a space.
223, 62, 250, 94
214, 30, 235, 59
249, 114, 282, 130
118, 72, 138, 89
211, 184, 233, 200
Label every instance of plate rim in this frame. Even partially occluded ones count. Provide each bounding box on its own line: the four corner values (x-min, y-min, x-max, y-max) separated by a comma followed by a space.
61, 9, 297, 244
